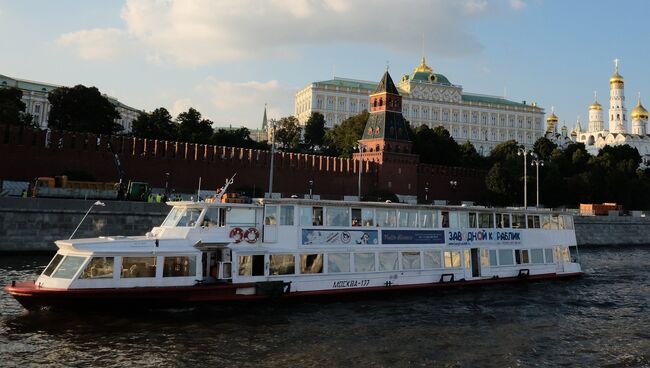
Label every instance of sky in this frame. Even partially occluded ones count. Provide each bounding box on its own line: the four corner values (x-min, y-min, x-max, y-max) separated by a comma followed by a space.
2, 0, 650, 130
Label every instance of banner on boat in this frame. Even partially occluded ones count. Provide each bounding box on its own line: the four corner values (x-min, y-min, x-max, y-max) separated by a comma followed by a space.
381, 230, 446, 245
447, 230, 522, 246
302, 229, 379, 245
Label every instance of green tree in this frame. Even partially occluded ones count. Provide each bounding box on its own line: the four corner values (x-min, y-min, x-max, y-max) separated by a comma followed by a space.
177, 107, 213, 144
322, 110, 368, 157
0, 87, 36, 127
533, 137, 557, 160
412, 125, 460, 166
303, 112, 326, 150
458, 140, 487, 168
48, 85, 122, 134
485, 162, 515, 205
211, 127, 268, 149
274, 116, 301, 150
131, 107, 178, 141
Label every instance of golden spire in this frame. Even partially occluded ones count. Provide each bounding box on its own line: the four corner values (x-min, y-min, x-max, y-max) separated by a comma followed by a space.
546, 105, 558, 122
631, 94, 649, 120
589, 91, 602, 110
610, 58, 624, 85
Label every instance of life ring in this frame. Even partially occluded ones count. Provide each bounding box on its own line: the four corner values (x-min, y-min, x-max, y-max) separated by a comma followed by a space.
244, 227, 260, 243
229, 227, 244, 243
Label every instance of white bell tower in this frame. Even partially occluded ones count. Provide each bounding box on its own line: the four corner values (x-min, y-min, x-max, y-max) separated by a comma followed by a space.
608, 59, 627, 133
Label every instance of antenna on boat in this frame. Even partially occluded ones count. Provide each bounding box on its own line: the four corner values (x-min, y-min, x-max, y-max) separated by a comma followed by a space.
69, 201, 105, 240
216, 173, 237, 201
197, 177, 202, 202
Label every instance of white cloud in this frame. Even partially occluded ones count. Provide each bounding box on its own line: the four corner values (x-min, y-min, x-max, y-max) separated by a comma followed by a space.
57, 0, 503, 66
56, 28, 134, 61
196, 78, 292, 126
170, 98, 194, 119
509, 0, 527, 10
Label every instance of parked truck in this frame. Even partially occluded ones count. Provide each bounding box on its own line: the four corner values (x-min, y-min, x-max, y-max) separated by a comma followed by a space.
29, 176, 151, 201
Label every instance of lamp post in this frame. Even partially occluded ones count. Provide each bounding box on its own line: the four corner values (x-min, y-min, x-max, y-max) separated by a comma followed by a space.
70, 201, 105, 240
268, 119, 277, 198
355, 143, 364, 200
531, 157, 544, 208
425, 182, 430, 203
308, 179, 314, 199
517, 148, 533, 208
449, 180, 458, 204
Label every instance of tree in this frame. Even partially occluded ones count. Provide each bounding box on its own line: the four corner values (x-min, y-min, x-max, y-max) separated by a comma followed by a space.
458, 141, 487, 169
274, 116, 301, 150
322, 110, 368, 157
176, 107, 214, 144
303, 112, 326, 149
0, 87, 37, 128
211, 127, 269, 149
131, 107, 178, 141
48, 85, 122, 134
412, 125, 460, 166
533, 137, 557, 160
485, 162, 515, 205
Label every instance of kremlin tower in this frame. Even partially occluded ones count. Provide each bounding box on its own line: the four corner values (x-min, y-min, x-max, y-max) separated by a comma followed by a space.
608, 59, 627, 133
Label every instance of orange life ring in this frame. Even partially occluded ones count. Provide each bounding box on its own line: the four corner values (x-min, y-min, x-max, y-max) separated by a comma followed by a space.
244, 227, 260, 243
229, 227, 244, 243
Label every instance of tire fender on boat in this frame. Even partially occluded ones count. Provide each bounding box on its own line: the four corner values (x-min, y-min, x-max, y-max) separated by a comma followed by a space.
244, 228, 260, 243
229, 227, 244, 243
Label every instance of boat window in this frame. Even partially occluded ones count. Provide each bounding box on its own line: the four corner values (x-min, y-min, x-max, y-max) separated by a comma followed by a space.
489, 249, 498, 266
42, 253, 64, 277
300, 207, 312, 226
312, 207, 323, 226
401, 251, 421, 270
376, 208, 397, 227
468, 212, 477, 228
300, 254, 323, 273
540, 215, 551, 229
202, 208, 220, 227
238, 255, 265, 276
562, 215, 574, 230
122, 257, 157, 278
280, 205, 294, 225
527, 215, 541, 229
354, 253, 375, 272
530, 249, 544, 264
80, 257, 114, 279
515, 249, 529, 264
560, 247, 571, 262
327, 253, 350, 273
423, 250, 441, 268
458, 212, 469, 228
443, 251, 461, 268
498, 249, 514, 265
549, 215, 559, 230
219, 208, 226, 227
449, 211, 460, 228
229, 208, 256, 226
398, 210, 418, 228
512, 214, 526, 228
481, 249, 490, 267
351, 208, 362, 226
174, 208, 202, 227
362, 208, 374, 226
544, 248, 554, 263
269, 254, 295, 275
326, 207, 349, 227
161, 207, 183, 227
264, 206, 277, 225
378, 252, 398, 271
496, 213, 511, 228
479, 213, 494, 228
441, 211, 450, 228
419, 210, 436, 228
52, 255, 86, 279
557, 215, 566, 229
163, 256, 196, 277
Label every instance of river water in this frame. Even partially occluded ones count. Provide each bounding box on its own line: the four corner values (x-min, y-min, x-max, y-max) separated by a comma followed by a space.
1, 246, 649, 368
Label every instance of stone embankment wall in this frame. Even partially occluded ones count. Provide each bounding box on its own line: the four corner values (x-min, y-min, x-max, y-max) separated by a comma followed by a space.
0, 197, 168, 252
573, 215, 650, 246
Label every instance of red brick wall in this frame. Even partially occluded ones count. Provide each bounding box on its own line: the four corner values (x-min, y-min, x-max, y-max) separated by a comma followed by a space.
0, 125, 485, 201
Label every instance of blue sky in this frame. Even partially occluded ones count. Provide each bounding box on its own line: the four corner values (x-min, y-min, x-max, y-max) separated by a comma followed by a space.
2, 0, 649, 131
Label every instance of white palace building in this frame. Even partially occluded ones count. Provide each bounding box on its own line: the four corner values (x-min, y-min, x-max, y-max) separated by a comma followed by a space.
295, 56, 545, 155
0, 73, 141, 133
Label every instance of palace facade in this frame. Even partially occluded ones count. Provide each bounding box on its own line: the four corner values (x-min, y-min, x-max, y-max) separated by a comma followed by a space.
295, 57, 546, 155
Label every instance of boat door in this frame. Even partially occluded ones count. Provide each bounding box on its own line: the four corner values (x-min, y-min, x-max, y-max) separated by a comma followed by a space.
471, 248, 481, 277
263, 205, 278, 243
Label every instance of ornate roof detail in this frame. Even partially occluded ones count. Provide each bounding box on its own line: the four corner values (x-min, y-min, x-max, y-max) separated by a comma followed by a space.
373, 71, 399, 95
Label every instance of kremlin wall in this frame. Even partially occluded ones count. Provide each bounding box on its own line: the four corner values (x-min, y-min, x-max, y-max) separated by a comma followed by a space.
0, 124, 485, 202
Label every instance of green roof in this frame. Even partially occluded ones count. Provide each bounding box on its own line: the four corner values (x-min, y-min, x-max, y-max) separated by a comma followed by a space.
462, 93, 537, 108
314, 77, 377, 91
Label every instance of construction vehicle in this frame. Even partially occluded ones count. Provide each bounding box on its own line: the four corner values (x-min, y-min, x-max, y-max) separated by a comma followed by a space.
29, 176, 119, 199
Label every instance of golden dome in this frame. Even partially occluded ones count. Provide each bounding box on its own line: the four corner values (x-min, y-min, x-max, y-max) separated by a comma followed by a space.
589, 101, 602, 110
632, 99, 649, 120
546, 112, 558, 123
610, 71, 624, 85
414, 55, 433, 74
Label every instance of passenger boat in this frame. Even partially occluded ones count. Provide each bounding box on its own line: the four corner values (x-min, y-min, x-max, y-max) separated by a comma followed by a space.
5, 182, 582, 311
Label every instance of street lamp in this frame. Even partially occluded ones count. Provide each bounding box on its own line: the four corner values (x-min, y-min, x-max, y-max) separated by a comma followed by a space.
531, 157, 544, 208
268, 119, 277, 198
69, 200, 105, 240
517, 147, 533, 208
425, 182, 430, 203
449, 180, 458, 204
354, 143, 364, 200
308, 179, 314, 199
